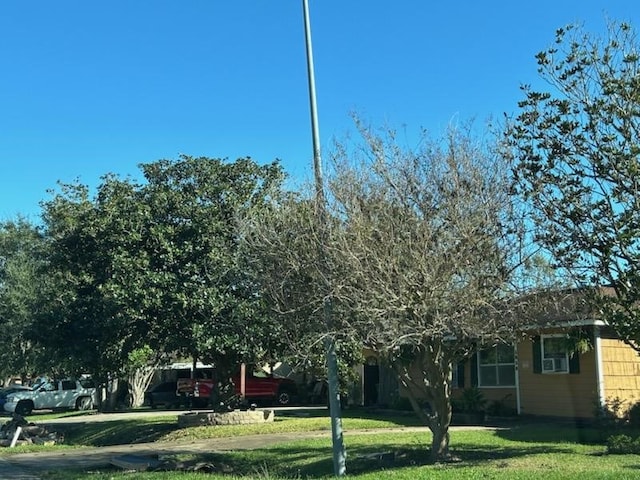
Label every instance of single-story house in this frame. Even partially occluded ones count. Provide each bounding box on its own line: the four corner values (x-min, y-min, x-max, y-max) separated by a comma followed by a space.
358, 288, 640, 420
454, 321, 640, 419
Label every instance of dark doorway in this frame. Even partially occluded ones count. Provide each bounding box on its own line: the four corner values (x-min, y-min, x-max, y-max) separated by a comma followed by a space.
363, 356, 380, 406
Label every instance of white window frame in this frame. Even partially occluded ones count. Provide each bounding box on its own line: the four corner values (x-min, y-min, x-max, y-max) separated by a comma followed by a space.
477, 344, 516, 388
541, 334, 569, 374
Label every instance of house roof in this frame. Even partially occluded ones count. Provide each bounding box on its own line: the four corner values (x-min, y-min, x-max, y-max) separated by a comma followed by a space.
515, 286, 614, 331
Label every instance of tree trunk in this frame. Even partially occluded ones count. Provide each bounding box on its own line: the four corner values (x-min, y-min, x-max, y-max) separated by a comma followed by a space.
431, 424, 450, 460
392, 349, 453, 463
104, 378, 120, 412
128, 366, 157, 408
429, 390, 452, 461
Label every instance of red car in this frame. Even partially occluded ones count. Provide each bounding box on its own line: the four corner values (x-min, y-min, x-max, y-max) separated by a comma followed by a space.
177, 369, 297, 407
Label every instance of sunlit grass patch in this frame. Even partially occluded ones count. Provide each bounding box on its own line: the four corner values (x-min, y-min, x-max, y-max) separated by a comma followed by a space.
7, 411, 638, 479
40, 430, 640, 479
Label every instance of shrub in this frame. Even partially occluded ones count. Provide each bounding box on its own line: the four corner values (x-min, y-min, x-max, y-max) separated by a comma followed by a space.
594, 397, 627, 431
627, 401, 640, 428
389, 396, 413, 411
486, 397, 517, 417
451, 396, 463, 413
459, 387, 487, 413
606, 434, 640, 454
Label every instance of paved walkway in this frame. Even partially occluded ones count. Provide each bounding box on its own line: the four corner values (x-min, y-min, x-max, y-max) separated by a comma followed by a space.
0, 430, 331, 477
0, 456, 42, 480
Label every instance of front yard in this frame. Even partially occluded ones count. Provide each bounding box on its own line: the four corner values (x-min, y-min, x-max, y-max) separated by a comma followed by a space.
2, 409, 638, 479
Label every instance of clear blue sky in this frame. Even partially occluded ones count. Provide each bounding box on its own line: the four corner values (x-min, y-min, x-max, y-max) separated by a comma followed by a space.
1, 1, 638, 221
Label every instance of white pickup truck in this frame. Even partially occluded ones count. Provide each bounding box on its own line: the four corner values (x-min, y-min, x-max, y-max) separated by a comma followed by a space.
4, 379, 97, 415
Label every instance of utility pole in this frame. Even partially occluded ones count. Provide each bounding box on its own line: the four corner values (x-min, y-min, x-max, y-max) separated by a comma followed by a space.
301, 0, 347, 476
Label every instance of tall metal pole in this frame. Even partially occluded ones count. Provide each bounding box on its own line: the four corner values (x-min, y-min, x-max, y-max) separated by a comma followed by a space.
302, 0, 347, 476
302, 0, 323, 197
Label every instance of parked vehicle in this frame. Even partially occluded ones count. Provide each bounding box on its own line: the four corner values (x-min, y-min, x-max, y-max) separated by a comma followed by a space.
4, 379, 97, 415
177, 369, 298, 407
144, 381, 181, 409
0, 385, 32, 412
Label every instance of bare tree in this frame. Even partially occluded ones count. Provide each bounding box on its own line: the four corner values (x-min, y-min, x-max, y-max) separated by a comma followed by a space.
240, 193, 361, 379
326, 120, 527, 462
243, 120, 534, 462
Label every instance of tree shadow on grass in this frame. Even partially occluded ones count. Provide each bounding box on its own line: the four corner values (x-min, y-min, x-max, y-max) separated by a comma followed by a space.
122, 441, 575, 478
494, 423, 604, 445
345, 443, 576, 476
53, 419, 179, 446
49, 438, 580, 479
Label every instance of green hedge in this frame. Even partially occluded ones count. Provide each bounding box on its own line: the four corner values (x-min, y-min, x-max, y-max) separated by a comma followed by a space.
607, 434, 640, 454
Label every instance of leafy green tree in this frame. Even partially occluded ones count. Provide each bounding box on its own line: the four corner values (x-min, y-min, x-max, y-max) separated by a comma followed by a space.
505, 21, 640, 350
0, 218, 47, 382
121, 156, 286, 373
38, 156, 287, 391
38, 181, 127, 382
126, 345, 164, 408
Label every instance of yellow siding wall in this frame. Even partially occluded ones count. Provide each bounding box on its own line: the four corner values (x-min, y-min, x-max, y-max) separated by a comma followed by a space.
601, 337, 640, 408
517, 337, 598, 418
452, 363, 518, 411
370, 330, 640, 418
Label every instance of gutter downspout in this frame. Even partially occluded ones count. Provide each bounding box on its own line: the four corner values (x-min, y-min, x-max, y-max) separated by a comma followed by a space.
515, 344, 521, 415
594, 325, 605, 408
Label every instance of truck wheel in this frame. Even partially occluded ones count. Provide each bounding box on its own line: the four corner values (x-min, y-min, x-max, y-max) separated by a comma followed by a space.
15, 400, 33, 416
276, 389, 293, 406
76, 396, 94, 411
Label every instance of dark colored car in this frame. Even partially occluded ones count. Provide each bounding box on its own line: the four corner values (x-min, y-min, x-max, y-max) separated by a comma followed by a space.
144, 381, 180, 409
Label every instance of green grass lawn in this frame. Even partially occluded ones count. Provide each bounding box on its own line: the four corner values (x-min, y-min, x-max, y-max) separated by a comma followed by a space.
2, 410, 638, 479
2, 408, 424, 449
41, 429, 640, 480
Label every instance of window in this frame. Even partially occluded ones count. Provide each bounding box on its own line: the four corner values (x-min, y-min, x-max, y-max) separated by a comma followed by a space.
533, 335, 580, 374
79, 378, 95, 389
541, 335, 569, 373
451, 362, 460, 388
478, 344, 515, 387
